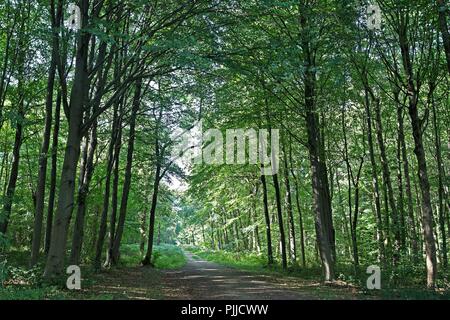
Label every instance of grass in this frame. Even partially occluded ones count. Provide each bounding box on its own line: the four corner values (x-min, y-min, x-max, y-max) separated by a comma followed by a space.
119, 243, 186, 269
0, 243, 186, 300
152, 244, 187, 269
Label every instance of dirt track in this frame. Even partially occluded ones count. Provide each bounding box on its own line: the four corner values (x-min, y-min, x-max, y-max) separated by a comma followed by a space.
84, 251, 360, 300
161, 252, 317, 300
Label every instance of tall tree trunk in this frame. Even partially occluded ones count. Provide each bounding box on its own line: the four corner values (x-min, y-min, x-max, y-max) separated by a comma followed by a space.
157, 223, 161, 246
408, 99, 438, 288
289, 140, 306, 268
263, 97, 287, 269
363, 88, 386, 264
0, 30, 26, 235
0, 108, 24, 234
233, 210, 241, 251
395, 95, 407, 253
105, 108, 122, 266
110, 79, 142, 264
398, 102, 419, 262
251, 187, 261, 253
142, 163, 161, 266
342, 110, 361, 268
431, 92, 447, 268
260, 167, 274, 265
0, 1, 18, 128
292, 172, 306, 268
210, 212, 215, 249
30, 0, 62, 267
372, 97, 401, 263
398, 17, 438, 288
300, 1, 335, 281
139, 208, 148, 256
44, 91, 61, 254
44, 0, 91, 278
395, 90, 419, 261
282, 140, 296, 264
93, 115, 117, 270
69, 121, 97, 265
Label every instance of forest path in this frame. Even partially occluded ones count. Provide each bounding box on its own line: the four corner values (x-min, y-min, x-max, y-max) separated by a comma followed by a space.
161, 252, 322, 300
82, 251, 361, 300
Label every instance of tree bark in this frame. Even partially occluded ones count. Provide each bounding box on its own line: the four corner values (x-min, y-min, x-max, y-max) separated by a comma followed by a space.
44, 0, 91, 278
69, 121, 97, 265
372, 96, 401, 263
0, 106, 24, 234
110, 79, 142, 264
139, 208, 148, 256
105, 105, 122, 266
362, 87, 386, 264
30, 0, 62, 267
299, 1, 335, 281
398, 16, 438, 288
431, 91, 447, 268
399, 106, 419, 262
142, 164, 161, 266
261, 167, 274, 265
282, 139, 296, 264
93, 112, 117, 270
0, 27, 26, 235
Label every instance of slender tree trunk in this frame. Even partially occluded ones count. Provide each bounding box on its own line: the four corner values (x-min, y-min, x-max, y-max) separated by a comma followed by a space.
30, 0, 62, 266
234, 210, 241, 251
210, 212, 215, 249
201, 223, 206, 246
292, 172, 306, 267
110, 80, 142, 264
0, 2, 18, 127
157, 223, 161, 246
395, 98, 407, 252
69, 121, 97, 265
398, 102, 419, 262
0, 36, 26, 235
398, 18, 438, 288
142, 165, 161, 266
282, 140, 296, 264
222, 209, 229, 245
431, 94, 447, 268
43, 0, 90, 278
373, 97, 401, 262
363, 81, 386, 265
105, 109, 122, 265
260, 166, 274, 265
251, 187, 261, 253
0, 109, 24, 234
299, 1, 335, 281
342, 110, 360, 267
93, 121, 117, 270
289, 141, 306, 267
139, 208, 148, 256
408, 100, 438, 288
263, 98, 287, 269
395, 92, 418, 260
44, 91, 61, 254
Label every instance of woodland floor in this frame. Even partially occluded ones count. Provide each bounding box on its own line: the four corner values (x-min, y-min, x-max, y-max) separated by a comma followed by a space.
77, 251, 364, 300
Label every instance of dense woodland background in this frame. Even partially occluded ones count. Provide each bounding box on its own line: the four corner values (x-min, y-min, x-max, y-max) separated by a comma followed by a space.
0, 0, 449, 297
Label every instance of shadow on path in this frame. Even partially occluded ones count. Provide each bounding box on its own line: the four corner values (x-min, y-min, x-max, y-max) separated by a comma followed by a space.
161, 252, 319, 300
